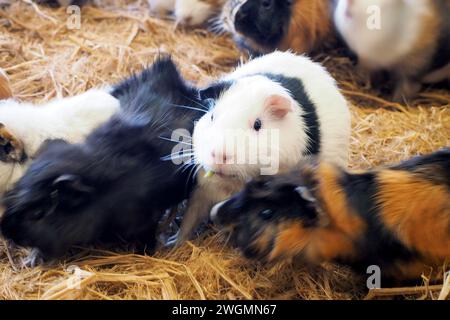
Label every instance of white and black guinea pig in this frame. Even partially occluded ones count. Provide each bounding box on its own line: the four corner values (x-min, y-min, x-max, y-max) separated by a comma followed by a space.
334, 0, 450, 102
175, 51, 351, 243
0, 57, 204, 261
0, 88, 120, 195
220, 0, 333, 55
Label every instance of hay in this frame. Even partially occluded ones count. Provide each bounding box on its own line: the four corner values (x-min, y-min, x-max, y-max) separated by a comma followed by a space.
0, 1, 449, 300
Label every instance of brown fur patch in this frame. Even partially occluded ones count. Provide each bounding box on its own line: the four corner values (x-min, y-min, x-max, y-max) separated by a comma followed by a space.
0, 123, 25, 162
377, 170, 450, 260
279, 0, 333, 53
268, 221, 356, 263
316, 163, 366, 238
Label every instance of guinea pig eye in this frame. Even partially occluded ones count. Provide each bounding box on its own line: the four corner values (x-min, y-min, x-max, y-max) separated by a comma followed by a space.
210, 112, 214, 122
259, 208, 274, 220
261, 0, 272, 9
253, 118, 262, 131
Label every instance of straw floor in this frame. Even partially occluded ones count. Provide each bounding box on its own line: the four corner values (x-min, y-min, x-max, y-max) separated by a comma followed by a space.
0, 0, 449, 300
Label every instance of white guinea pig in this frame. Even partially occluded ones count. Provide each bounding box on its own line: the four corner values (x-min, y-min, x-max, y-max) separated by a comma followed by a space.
334, 0, 450, 102
175, 51, 351, 243
0, 89, 120, 194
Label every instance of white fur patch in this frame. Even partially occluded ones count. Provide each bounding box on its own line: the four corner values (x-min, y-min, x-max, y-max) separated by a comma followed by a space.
0, 89, 120, 193
175, 0, 214, 26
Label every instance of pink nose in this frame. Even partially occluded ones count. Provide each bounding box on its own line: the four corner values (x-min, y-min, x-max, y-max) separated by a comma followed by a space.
211, 151, 229, 163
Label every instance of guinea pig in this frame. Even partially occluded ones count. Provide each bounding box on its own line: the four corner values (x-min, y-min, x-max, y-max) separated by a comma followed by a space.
220, 0, 334, 54
211, 148, 450, 283
175, 51, 350, 243
334, 0, 450, 102
0, 88, 120, 195
0, 57, 204, 261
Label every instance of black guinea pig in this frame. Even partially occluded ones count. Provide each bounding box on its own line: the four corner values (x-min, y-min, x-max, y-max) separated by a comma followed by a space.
0, 57, 204, 260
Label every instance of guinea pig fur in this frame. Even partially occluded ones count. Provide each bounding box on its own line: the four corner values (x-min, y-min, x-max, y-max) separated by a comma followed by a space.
0, 57, 204, 260
176, 51, 350, 243
220, 0, 334, 55
0, 89, 120, 195
175, 0, 226, 27
211, 148, 450, 283
334, 0, 450, 102
149, 0, 176, 16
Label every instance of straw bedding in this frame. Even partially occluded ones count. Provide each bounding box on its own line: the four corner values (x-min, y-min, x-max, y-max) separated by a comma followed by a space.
0, 0, 449, 300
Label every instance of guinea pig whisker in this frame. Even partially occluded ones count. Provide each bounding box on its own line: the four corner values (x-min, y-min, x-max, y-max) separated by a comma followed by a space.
171, 103, 207, 114
158, 136, 193, 146
161, 153, 195, 162
182, 96, 209, 111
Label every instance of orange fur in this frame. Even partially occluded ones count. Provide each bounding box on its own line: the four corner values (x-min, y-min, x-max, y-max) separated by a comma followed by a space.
376, 170, 450, 259
316, 163, 366, 238
279, 0, 333, 53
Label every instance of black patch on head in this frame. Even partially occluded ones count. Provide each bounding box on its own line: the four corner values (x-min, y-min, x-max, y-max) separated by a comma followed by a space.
337, 171, 419, 274
199, 80, 235, 109
234, 0, 293, 52
264, 73, 321, 156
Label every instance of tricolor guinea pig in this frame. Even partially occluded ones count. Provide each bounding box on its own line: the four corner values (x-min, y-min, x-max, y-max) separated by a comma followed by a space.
211, 148, 450, 283
0, 88, 120, 195
0, 57, 204, 262
175, 51, 350, 243
334, 0, 450, 102
220, 0, 333, 54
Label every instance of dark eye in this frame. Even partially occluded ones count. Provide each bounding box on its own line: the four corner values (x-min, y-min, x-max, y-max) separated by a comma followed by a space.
2, 142, 13, 155
259, 208, 274, 220
210, 112, 214, 122
253, 118, 262, 131
32, 209, 45, 221
261, 0, 272, 9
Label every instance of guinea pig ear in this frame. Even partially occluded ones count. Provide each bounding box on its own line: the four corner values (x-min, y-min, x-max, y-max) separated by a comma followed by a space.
52, 174, 94, 208
264, 94, 294, 119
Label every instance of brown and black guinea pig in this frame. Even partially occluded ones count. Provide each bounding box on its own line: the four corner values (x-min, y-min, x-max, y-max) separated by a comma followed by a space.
211, 148, 450, 283
220, 0, 334, 55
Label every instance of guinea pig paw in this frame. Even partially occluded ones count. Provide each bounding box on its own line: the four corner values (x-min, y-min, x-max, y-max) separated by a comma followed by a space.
0, 123, 26, 163
22, 249, 44, 268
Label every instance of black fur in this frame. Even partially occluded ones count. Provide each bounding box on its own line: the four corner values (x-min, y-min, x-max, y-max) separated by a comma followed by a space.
264, 73, 321, 156
430, 0, 450, 72
337, 171, 418, 277
35, 0, 87, 7
0, 57, 204, 259
234, 0, 293, 52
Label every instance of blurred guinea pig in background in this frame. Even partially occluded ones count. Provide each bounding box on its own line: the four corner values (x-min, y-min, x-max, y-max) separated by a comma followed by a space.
149, 0, 226, 27
220, 0, 334, 55
334, 0, 450, 102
